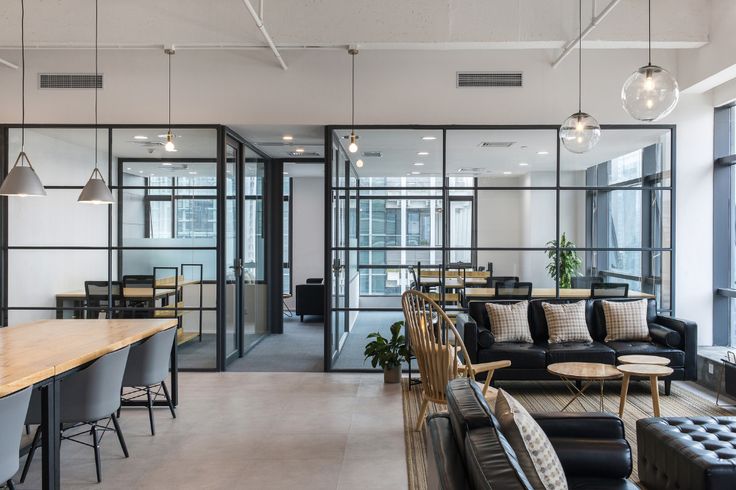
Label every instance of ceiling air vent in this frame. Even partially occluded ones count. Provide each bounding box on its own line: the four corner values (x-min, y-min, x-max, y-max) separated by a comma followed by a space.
289, 151, 320, 157
479, 141, 515, 148
457, 71, 522, 88
39, 73, 103, 89
362, 151, 382, 158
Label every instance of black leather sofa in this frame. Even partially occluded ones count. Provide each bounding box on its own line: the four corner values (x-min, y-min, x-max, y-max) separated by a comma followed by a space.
456, 298, 697, 394
295, 278, 324, 321
426, 378, 638, 489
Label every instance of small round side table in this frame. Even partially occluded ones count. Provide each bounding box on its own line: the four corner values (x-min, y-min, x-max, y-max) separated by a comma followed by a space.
618, 363, 674, 417
618, 354, 670, 366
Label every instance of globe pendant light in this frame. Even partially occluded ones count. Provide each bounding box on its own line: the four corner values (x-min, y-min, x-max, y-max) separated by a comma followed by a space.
0, 0, 46, 197
164, 48, 176, 152
347, 48, 359, 154
79, 0, 113, 204
621, 0, 679, 121
560, 0, 601, 154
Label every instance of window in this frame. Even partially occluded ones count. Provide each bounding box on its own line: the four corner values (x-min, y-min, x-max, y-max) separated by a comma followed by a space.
145, 174, 217, 239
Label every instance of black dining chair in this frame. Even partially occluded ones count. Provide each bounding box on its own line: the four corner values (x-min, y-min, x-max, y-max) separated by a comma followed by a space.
495, 282, 533, 300
84, 281, 124, 319
120, 327, 177, 435
591, 282, 629, 298
486, 276, 519, 288
122, 274, 155, 317
0, 386, 32, 490
571, 276, 603, 289
122, 274, 154, 288
22, 346, 131, 484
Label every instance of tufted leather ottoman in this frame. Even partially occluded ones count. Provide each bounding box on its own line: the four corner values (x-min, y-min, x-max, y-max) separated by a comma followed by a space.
637, 417, 736, 490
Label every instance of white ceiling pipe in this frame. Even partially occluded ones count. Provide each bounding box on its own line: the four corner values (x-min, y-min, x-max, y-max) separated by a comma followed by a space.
551, 0, 622, 68
240, 0, 287, 70
0, 57, 18, 69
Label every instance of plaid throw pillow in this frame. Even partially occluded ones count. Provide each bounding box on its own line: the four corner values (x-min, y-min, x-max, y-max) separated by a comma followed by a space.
542, 301, 592, 344
495, 390, 569, 490
603, 299, 651, 342
485, 301, 533, 343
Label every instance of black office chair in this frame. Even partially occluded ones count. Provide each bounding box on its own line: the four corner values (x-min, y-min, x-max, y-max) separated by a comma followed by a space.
571, 276, 603, 289
591, 282, 629, 298
122, 274, 155, 317
22, 347, 131, 483
486, 276, 519, 288
84, 281, 124, 319
0, 387, 32, 490
120, 328, 177, 435
495, 282, 533, 300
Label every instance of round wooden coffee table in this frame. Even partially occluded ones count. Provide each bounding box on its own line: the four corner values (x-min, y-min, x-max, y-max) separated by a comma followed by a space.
618, 363, 674, 417
618, 355, 670, 366
548, 362, 623, 412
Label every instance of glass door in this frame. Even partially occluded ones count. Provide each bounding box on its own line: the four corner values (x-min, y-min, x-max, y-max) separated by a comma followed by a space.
224, 140, 241, 364
328, 139, 348, 366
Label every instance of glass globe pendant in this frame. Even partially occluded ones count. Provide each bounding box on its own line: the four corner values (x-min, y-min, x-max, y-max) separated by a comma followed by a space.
621, 0, 679, 121
560, 112, 601, 154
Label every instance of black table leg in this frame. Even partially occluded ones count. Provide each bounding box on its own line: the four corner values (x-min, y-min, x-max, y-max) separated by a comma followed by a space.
170, 336, 178, 407
55, 299, 64, 320
41, 379, 61, 490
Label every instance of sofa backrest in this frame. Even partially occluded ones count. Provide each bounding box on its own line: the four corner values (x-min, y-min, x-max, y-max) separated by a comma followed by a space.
445, 378, 533, 489
468, 298, 657, 343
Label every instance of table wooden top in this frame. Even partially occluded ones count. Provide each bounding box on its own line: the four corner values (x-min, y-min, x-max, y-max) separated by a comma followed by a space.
617, 355, 671, 366
56, 287, 178, 300
548, 362, 623, 380
617, 363, 674, 376
465, 287, 655, 299
0, 319, 178, 397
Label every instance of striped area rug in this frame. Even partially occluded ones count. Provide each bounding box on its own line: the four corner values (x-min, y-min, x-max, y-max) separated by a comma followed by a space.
402, 378, 736, 489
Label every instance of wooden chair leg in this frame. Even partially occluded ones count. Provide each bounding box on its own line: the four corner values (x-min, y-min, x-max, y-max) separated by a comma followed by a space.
416, 399, 430, 431
482, 370, 496, 395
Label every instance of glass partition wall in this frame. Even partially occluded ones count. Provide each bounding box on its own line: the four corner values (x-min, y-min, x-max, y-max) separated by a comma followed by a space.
0, 125, 271, 371
326, 125, 675, 371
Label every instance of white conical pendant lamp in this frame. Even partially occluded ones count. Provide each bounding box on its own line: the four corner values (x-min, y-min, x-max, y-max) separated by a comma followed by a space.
347, 48, 359, 154
560, 0, 600, 154
79, 0, 113, 204
621, 0, 679, 121
0, 0, 46, 197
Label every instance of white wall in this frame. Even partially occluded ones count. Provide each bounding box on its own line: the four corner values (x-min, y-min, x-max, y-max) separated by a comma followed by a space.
289, 176, 325, 301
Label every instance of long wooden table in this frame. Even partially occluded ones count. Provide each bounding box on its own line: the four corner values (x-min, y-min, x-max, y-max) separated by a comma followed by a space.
464, 287, 655, 300
0, 319, 179, 490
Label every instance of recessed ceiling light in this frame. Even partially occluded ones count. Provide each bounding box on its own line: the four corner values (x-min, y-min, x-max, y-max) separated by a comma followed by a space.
157, 134, 167, 138
519, 162, 529, 166
189, 171, 197, 175
126, 167, 131, 171
283, 171, 289, 175
411, 171, 421, 175
413, 162, 424, 166
503, 171, 512, 175
282, 135, 294, 141
138, 170, 144, 174
417, 151, 429, 156
133, 135, 148, 140
162, 162, 172, 166
295, 148, 305, 153
537, 151, 549, 155
421, 136, 437, 141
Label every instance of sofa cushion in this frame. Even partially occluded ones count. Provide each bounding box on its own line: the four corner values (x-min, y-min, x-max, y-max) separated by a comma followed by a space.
592, 298, 657, 340
479, 342, 548, 369
607, 341, 685, 368
486, 301, 533, 343
547, 342, 616, 365
495, 390, 568, 490
603, 300, 651, 342
542, 301, 593, 344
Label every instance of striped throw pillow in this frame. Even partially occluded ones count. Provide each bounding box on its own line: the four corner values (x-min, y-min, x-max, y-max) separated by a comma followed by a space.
542, 301, 592, 344
485, 301, 533, 343
603, 299, 651, 342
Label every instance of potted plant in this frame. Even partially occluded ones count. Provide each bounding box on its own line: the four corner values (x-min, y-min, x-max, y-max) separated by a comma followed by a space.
545, 232, 582, 288
364, 321, 409, 384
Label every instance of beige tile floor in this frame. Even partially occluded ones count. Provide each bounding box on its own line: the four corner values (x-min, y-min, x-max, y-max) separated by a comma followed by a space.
16, 372, 408, 490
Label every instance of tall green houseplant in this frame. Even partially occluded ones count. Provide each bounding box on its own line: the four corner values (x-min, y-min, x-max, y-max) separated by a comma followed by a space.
545, 232, 582, 289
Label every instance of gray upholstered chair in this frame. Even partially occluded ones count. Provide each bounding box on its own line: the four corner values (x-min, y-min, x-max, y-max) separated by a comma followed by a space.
22, 346, 130, 484
120, 327, 177, 435
0, 386, 32, 490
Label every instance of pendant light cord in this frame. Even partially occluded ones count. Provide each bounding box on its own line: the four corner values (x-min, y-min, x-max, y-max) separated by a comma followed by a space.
648, 0, 652, 66
578, 0, 582, 114
20, 0, 25, 151
94, 0, 98, 170
168, 50, 172, 132
351, 50, 355, 130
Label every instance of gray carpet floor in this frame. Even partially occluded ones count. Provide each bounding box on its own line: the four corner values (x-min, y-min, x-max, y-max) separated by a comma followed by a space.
333, 311, 409, 370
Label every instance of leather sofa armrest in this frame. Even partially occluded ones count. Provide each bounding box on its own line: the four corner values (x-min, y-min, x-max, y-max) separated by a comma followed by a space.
654, 315, 698, 380
648, 322, 682, 348
425, 414, 470, 490
456, 313, 479, 364
549, 438, 632, 480
532, 412, 625, 440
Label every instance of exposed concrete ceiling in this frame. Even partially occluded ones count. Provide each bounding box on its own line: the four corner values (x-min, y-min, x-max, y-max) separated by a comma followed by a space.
0, 0, 709, 52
